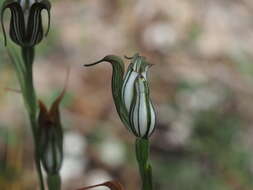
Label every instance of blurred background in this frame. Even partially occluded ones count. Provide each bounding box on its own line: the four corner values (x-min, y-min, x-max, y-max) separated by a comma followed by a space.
1, 0, 253, 189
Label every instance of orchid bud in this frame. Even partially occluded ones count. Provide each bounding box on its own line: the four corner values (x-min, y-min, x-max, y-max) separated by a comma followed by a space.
1, 0, 51, 47
85, 53, 156, 138
129, 75, 156, 138
38, 92, 64, 175
121, 54, 151, 112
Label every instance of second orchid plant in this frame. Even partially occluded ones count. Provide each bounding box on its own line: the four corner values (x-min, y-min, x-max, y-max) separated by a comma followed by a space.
85, 54, 156, 190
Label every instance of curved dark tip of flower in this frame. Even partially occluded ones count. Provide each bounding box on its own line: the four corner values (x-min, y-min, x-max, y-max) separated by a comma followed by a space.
84, 58, 105, 67
84, 55, 125, 71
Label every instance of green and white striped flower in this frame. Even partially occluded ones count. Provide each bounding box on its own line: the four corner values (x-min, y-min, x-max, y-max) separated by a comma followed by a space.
128, 75, 156, 138
1, 0, 51, 47
121, 54, 150, 112
85, 53, 156, 139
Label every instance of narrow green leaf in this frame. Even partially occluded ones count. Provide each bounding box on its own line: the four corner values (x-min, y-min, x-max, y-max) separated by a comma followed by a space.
7, 46, 26, 93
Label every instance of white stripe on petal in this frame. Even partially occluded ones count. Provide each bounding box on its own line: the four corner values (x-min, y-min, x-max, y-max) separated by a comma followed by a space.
122, 70, 138, 111
129, 76, 156, 138
138, 91, 148, 137
148, 103, 156, 136
45, 143, 54, 170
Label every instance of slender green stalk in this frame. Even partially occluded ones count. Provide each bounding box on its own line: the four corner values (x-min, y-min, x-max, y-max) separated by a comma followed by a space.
21, 47, 45, 190
135, 138, 153, 190
47, 173, 61, 190
22, 47, 63, 190
22, 47, 35, 69
29, 114, 45, 190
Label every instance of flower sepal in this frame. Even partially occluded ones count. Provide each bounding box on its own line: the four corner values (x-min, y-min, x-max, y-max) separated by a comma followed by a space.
84, 55, 129, 127
1, 0, 51, 47
129, 74, 156, 138
38, 90, 64, 175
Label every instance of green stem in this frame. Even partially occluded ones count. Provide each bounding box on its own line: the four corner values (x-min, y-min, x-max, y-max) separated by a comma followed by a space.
47, 173, 61, 190
135, 138, 153, 190
22, 46, 34, 68
29, 114, 45, 190
21, 46, 45, 190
